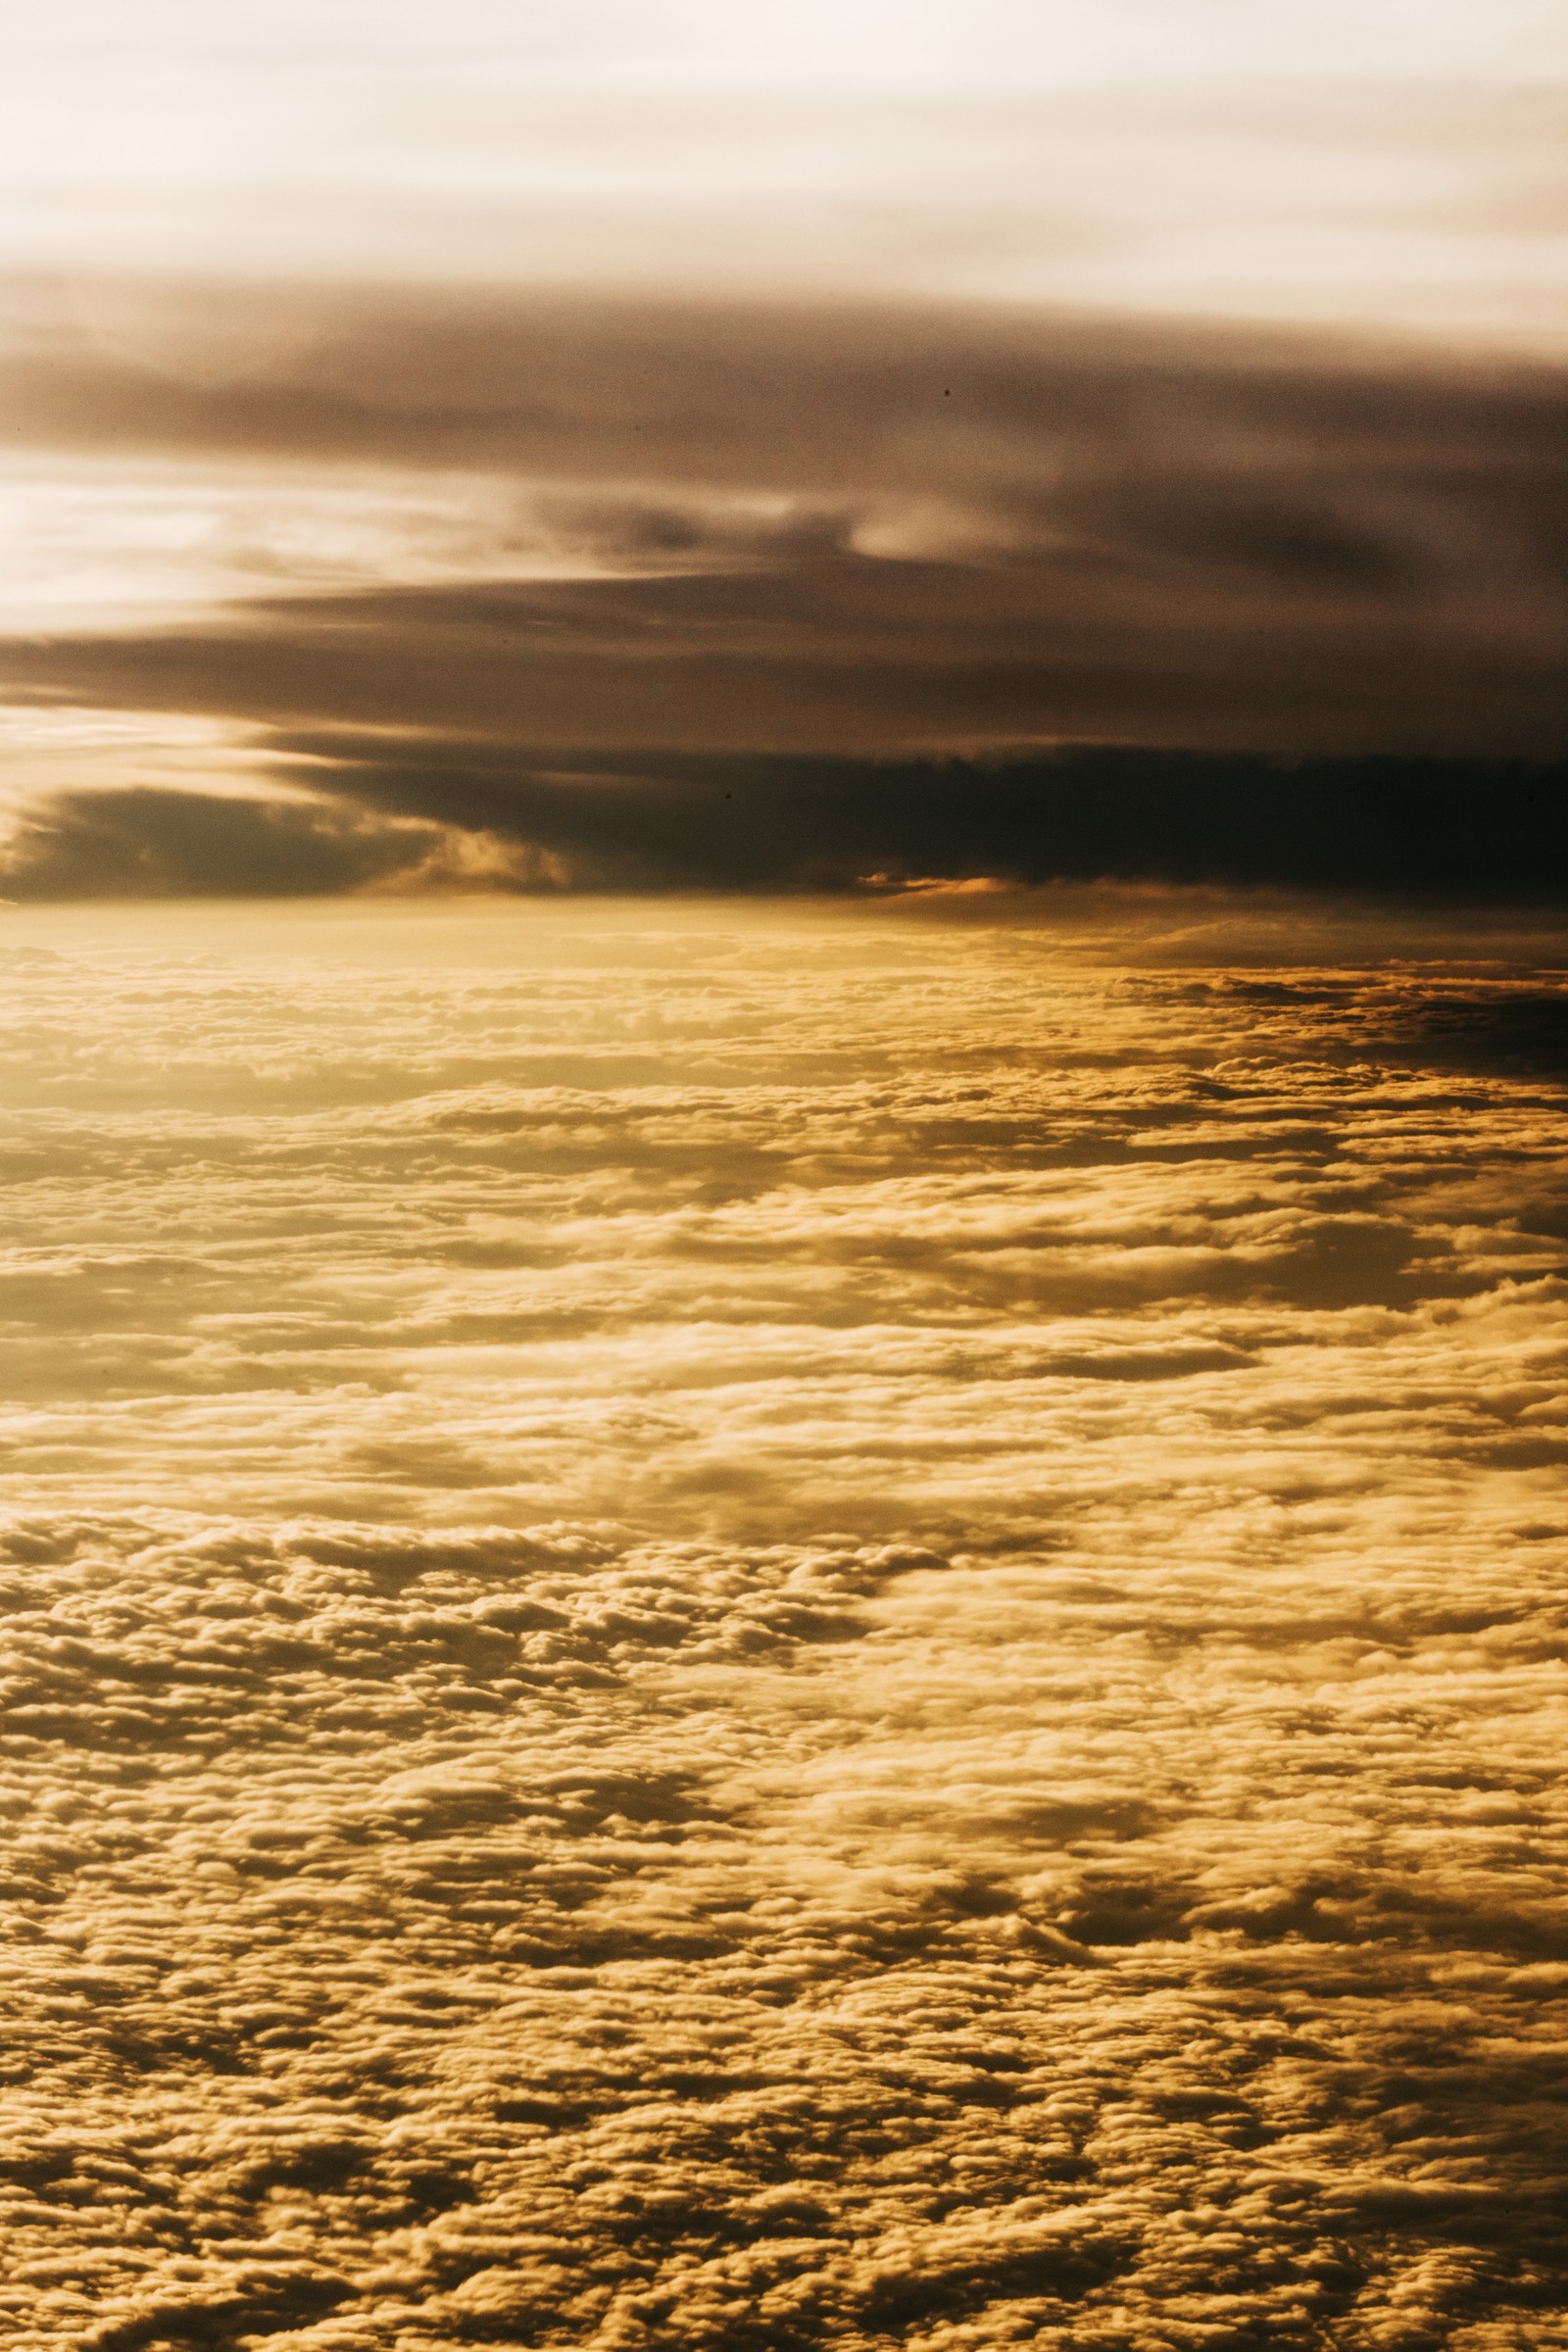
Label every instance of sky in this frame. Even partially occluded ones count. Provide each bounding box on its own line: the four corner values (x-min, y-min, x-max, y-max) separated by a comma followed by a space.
2, 12, 1568, 2350
0, 0, 1564, 897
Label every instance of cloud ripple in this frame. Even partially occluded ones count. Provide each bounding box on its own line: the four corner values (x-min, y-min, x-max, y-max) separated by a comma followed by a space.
0, 902, 1563, 2347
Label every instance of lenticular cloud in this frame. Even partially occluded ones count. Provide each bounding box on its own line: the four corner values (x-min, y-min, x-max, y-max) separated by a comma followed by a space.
0, 899, 1564, 2351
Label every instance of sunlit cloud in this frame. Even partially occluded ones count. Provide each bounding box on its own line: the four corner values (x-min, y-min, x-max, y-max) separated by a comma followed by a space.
0, 456, 817, 636
0, 902, 1562, 2343
0, 6, 1566, 2341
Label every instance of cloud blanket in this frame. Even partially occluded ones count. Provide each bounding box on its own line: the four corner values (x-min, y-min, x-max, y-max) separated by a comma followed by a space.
0, 897, 1563, 2349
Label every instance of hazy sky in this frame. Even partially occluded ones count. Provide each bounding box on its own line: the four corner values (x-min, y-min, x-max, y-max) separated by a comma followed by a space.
5, 1, 1567, 330
0, 0, 1565, 896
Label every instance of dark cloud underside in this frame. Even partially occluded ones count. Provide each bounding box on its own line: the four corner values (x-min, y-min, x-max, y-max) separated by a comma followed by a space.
3, 753, 1565, 902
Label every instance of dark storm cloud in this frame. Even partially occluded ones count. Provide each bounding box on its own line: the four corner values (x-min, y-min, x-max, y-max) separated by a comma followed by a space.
308, 742, 1568, 899
5, 749, 1565, 901
4, 283, 1566, 758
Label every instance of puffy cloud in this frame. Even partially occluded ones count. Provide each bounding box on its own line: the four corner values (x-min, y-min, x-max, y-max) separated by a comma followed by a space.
0, 902, 1563, 2346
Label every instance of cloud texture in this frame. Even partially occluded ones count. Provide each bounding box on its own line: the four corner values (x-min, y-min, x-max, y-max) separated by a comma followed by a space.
0, 900, 1563, 2346
4, 286, 1565, 905
2, 292, 1565, 787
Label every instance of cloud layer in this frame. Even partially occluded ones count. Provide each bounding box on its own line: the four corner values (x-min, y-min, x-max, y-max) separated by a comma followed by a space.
4, 289, 1564, 905
2, 753, 1565, 904
3, 292, 1565, 783
0, 901, 1563, 2346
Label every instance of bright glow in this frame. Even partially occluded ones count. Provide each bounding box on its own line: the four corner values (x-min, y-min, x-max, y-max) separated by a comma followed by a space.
0, 1, 1562, 342
0, 460, 815, 632
0, 703, 315, 812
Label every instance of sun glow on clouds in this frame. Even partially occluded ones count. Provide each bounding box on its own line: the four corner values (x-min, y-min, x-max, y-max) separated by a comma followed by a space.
0, 712, 299, 857
0, 460, 773, 633
1, 0, 1567, 2340
0, 901, 1563, 2345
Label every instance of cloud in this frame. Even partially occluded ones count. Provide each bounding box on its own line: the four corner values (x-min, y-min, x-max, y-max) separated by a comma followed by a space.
269, 743, 1568, 901
3, 290, 1566, 764
0, 785, 548, 899
0, 904, 1564, 2344
1, 749, 1565, 903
